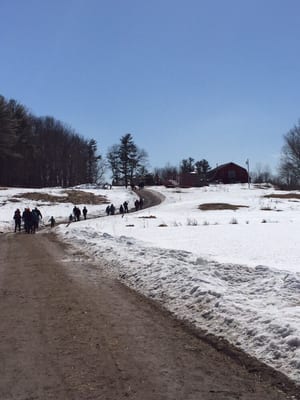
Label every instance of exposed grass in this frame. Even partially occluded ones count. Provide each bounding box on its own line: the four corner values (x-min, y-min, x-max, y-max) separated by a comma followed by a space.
65, 190, 109, 204
263, 193, 300, 199
158, 223, 168, 227
13, 189, 109, 205
199, 203, 248, 211
260, 207, 283, 211
138, 215, 157, 219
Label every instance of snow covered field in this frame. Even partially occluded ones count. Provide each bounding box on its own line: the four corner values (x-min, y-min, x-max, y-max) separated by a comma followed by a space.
1, 183, 300, 384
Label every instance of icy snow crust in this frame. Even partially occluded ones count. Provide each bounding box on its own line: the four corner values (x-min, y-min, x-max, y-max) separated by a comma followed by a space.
1, 184, 299, 383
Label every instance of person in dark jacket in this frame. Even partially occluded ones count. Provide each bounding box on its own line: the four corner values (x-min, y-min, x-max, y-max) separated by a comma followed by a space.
123, 201, 128, 213
13, 209, 21, 232
73, 206, 81, 221
32, 207, 42, 229
110, 204, 115, 215
82, 206, 88, 220
22, 208, 32, 234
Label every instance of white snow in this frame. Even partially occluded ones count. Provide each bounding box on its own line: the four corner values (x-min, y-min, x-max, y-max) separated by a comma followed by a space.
1, 183, 300, 383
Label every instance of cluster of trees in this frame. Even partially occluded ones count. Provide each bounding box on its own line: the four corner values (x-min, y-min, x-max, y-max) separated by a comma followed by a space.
151, 158, 211, 185
251, 122, 300, 189
180, 158, 211, 176
0, 95, 101, 187
2, 93, 300, 189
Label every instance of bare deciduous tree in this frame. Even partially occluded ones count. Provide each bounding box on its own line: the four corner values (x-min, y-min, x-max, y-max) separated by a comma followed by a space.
279, 122, 300, 186
252, 163, 272, 183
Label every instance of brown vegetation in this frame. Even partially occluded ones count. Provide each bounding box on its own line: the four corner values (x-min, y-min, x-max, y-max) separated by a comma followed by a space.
199, 203, 248, 211
138, 215, 157, 219
13, 190, 109, 205
263, 193, 300, 199
260, 207, 283, 211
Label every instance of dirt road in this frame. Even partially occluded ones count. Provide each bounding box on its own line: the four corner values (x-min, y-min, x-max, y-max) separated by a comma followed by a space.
0, 232, 298, 400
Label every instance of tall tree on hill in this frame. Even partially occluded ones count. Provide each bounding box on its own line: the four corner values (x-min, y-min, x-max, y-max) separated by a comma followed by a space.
279, 122, 300, 186
87, 139, 102, 183
119, 133, 137, 187
107, 144, 121, 185
106, 133, 148, 187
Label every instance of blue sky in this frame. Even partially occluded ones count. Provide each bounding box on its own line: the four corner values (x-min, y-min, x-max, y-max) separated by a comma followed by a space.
2, 0, 300, 174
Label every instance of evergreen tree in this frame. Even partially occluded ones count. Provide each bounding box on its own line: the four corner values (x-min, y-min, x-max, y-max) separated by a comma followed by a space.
180, 157, 194, 173
106, 133, 148, 186
195, 159, 211, 179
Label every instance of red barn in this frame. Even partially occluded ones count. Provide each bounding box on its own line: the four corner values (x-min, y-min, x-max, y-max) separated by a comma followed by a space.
207, 162, 248, 184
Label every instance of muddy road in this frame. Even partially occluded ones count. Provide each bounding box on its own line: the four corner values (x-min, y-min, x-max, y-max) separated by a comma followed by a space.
0, 230, 298, 400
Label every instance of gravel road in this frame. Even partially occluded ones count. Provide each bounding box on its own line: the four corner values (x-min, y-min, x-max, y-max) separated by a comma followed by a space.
0, 229, 298, 400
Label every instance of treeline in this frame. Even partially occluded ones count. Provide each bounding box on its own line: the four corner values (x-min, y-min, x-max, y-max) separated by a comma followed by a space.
0, 95, 100, 187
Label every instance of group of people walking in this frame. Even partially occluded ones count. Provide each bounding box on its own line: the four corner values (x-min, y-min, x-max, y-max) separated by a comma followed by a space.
13, 207, 43, 234
106, 201, 127, 216
13, 196, 144, 233
105, 198, 144, 216
70, 206, 88, 222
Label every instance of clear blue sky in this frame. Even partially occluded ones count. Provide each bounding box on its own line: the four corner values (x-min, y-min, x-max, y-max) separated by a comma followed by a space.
2, 0, 300, 174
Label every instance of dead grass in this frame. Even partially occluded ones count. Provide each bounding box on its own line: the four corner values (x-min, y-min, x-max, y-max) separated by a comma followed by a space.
199, 203, 248, 211
138, 215, 157, 219
260, 207, 283, 211
13, 190, 109, 205
263, 193, 300, 200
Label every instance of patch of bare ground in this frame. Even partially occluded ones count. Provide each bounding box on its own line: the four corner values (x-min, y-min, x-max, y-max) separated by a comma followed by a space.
260, 207, 283, 211
13, 189, 109, 205
199, 203, 249, 211
263, 193, 300, 200
138, 215, 157, 219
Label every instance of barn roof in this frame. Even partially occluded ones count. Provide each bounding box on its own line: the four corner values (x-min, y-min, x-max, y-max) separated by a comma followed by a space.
209, 162, 247, 173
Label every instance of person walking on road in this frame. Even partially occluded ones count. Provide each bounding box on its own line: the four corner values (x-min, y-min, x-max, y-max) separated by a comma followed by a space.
49, 216, 55, 228
83, 206, 88, 220
13, 209, 21, 232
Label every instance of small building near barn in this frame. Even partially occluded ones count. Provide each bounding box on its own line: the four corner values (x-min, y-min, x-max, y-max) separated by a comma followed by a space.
207, 162, 248, 184
179, 172, 207, 187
